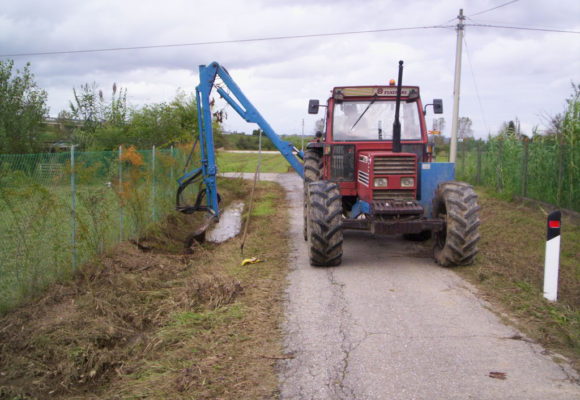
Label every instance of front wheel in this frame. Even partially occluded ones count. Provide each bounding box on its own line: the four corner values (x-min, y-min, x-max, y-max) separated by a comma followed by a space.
432, 182, 481, 267
307, 181, 343, 267
303, 150, 322, 241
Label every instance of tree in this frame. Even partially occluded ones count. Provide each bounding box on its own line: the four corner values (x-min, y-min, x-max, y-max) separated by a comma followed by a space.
498, 118, 523, 140
458, 117, 473, 139
69, 83, 102, 132
122, 91, 200, 149
544, 82, 579, 140
0, 60, 48, 153
69, 82, 129, 149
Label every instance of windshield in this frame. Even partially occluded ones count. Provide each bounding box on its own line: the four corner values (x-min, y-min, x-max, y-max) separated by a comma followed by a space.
332, 100, 421, 141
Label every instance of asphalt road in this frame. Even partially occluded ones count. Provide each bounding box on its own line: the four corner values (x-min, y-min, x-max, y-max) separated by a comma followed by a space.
225, 172, 579, 400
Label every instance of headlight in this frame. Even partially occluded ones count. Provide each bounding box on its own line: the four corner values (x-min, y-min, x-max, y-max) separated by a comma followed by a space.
400, 177, 415, 187
374, 178, 388, 187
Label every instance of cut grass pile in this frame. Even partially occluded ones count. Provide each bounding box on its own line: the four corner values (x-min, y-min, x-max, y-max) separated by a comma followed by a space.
217, 151, 290, 173
0, 177, 290, 399
455, 188, 580, 369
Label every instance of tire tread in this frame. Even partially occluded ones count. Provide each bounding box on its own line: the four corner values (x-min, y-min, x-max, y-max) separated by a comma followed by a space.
433, 181, 481, 267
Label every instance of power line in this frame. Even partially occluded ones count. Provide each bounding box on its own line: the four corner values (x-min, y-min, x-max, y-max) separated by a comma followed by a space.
442, 1, 519, 25
0, 25, 451, 58
462, 36, 490, 134
466, 23, 580, 34
469, 0, 519, 17
468, 17, 578, 32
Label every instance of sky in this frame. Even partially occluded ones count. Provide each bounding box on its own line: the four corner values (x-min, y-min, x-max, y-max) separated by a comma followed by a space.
1, 0, 579, 139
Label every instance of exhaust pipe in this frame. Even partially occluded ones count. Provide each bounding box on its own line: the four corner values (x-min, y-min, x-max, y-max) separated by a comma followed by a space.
392, 60, 404, 153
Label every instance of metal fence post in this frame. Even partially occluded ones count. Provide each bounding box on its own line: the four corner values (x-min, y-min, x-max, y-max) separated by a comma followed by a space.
118, 145, 123, 242
170, 145, 174, 182
521, 140, 529, 197
152, 145, 156, 221
70, 145, 77, 270
557, 142, 564, 206
476, 141, 482, 185
258, 130, 262, 181
496, 140, 504, 192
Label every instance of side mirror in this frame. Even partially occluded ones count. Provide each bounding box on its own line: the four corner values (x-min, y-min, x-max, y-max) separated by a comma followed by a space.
308, 99, 319, 114
433, 99, 443, 114
315, 131, 323, 138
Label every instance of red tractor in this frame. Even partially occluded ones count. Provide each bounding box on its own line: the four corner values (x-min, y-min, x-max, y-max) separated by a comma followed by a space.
303, 61, 480, 267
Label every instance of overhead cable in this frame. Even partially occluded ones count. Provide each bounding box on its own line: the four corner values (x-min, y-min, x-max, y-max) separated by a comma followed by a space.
0, 25, 451, 58
469, 0, 520, 17
466, 23, 580, 34
462, 37, 490, 134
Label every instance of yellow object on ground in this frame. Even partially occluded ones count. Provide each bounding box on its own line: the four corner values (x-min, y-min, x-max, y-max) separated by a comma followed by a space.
241, 257, 264, 266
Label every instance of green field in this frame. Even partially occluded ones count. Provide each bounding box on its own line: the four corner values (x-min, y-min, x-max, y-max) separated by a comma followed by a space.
216, 151, 291, 173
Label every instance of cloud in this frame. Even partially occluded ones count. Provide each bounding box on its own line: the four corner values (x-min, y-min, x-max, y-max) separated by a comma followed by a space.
1, 0, 579, 138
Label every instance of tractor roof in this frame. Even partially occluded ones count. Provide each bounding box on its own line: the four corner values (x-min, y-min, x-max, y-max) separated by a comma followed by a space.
332, 86, 420, 99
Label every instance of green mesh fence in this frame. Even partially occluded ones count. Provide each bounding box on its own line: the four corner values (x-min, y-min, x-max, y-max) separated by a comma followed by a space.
0, 146, 186, 313
456, 139, 580, 212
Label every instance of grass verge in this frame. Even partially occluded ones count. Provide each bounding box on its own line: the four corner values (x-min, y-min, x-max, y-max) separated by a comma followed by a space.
217, 151, 289, 173
454, 187, 579, 369
0, 177, 290, 399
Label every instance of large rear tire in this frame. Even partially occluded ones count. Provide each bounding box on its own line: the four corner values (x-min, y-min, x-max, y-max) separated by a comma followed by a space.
433, 182, 480, 267
303, 150, 322, 241
307, 181, 343, 267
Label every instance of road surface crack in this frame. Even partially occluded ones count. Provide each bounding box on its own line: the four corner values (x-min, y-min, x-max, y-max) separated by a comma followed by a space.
327, 268, 358, 400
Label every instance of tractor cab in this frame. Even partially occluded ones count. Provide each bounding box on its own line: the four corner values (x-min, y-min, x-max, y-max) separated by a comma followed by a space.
307, 83, 443, 217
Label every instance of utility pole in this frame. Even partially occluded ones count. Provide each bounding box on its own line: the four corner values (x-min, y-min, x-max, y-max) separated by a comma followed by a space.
450, 8, 465, 163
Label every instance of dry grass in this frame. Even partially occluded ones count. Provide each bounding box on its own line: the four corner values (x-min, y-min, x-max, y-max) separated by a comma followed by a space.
454, 188, 580, 369
0, 178, 290, 399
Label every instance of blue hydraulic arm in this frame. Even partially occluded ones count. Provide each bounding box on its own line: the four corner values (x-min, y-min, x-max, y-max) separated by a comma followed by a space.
177, 61, 305, 218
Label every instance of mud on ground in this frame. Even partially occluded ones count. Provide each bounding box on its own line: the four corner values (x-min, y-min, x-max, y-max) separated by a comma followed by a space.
0, 178, 289, 399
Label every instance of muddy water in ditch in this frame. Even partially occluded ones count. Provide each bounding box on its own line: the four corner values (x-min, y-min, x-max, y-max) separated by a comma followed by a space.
206, 201, 245, 243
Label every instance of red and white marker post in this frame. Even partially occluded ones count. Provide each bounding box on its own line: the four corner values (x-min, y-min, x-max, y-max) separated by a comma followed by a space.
543, 211, 561, 302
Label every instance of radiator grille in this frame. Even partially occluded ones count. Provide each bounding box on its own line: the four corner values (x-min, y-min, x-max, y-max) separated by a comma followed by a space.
330, 144, 355, 181
373, 156, 416, 175
374, 190, 415, 201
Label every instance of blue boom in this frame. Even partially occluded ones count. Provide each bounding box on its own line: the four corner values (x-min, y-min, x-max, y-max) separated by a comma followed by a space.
176, 62, 304, 218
